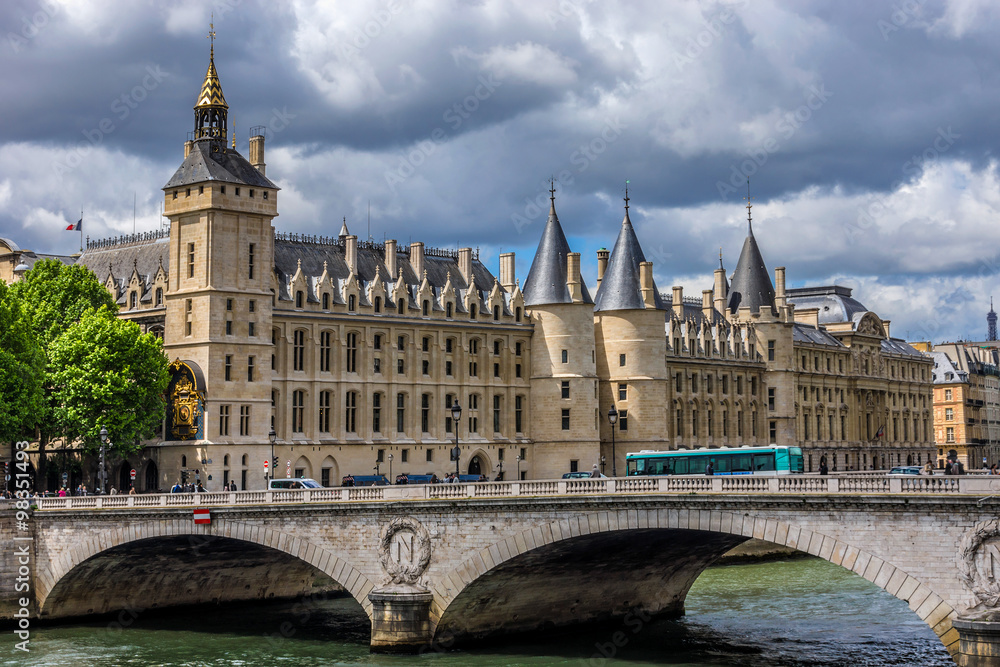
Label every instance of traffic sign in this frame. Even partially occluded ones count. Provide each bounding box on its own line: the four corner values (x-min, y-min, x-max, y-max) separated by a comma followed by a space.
130, 469, 136, 480
264, 459, 269, 470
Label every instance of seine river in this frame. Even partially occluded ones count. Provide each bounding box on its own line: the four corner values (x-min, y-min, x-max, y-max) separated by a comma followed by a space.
7, 558, 953, 666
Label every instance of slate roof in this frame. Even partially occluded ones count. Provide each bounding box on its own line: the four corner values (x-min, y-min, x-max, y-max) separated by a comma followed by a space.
727, 222, 775, 315
273, 239, 499, 306
77, 237, 170, 302
792, 323, 845, 347
786, 285, 868, 325
522, 198, 593, 306
163, 141, 277, 190
593, 209, 665, 312
881, 337, 928, 358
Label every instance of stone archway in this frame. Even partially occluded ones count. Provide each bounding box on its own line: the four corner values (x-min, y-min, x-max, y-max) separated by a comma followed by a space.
36, 517, 376, 622
432, 509, 959, 657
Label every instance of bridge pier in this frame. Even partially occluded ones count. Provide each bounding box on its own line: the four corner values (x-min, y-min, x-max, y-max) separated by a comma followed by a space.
368, 588, 434, 653
954, 616, 1000, 666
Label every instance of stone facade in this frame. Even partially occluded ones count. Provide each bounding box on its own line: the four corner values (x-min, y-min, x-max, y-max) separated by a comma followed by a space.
1, 51, 935, 490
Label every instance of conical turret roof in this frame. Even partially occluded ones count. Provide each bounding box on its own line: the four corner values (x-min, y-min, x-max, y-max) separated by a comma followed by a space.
195, 52, 228, 109
522, 193, 592, 306
593, 205, 665, 312
727, 221, 775, 315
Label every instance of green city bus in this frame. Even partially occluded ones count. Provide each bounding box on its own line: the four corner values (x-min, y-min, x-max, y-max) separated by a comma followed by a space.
625, 445, 804, 477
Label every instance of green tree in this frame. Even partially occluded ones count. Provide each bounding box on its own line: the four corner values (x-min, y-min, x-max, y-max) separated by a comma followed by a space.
0, 280, 44, 445
8, 259, 119, 487
49, 307, 170, 458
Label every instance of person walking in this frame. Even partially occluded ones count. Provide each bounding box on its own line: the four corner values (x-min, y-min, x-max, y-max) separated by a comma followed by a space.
705, 461, 714, 476
590, 464, 601, 478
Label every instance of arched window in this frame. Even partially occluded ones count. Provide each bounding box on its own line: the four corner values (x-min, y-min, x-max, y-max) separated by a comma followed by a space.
144, 461, 158, 492
181, 455, 187, 468
224, 454, 230, 466
129, 291, 137, 309
322, 292, 330, 310
241, 454, 248, 466
155, 288, 163, 306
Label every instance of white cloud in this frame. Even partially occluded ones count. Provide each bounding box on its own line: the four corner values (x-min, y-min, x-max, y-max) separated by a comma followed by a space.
453, 42, 578, 86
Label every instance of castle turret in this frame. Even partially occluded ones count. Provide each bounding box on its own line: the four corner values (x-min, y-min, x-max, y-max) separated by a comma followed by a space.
727, 191, 775, 318
592, 187, 668, 470
522, 183, 599, 477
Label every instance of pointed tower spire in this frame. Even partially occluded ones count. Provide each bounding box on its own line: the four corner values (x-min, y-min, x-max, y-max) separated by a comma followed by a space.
523, 180, 593, 306
194, 17, 229, 142
988, 296, 998, 341
727, 180, 775, 316
594, 186, 665, 312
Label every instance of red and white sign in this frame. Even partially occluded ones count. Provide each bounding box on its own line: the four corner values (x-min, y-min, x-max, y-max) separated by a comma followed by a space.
193, 508, 211, 525
129, 469, 136, 480
264, 460, 269, 471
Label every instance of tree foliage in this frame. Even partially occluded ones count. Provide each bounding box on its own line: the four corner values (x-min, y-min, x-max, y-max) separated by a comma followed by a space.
48, 307, 170, 457
0, 280, 44, 442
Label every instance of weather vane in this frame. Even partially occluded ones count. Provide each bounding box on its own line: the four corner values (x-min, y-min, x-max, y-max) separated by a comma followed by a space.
744, 178, 754, 227
207, 13, 215, 56
624, 179, 630, 211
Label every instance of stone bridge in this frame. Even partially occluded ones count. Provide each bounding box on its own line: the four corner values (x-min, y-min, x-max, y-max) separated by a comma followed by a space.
6, 475, 1000, 665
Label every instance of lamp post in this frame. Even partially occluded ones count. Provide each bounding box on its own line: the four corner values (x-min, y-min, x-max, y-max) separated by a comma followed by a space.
607, 406, 619, 477
516, 455, 521, 480
98, 427, 108, 495
496, 460, 504, 481
268, 429, 276, 484
601, 454, 606, 475
451, 402, 462, 478
374, 460, 381, 477
388, 453, 393, 482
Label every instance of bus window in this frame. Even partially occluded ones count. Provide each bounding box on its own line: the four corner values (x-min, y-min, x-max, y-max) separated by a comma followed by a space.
754, 453, 776, 471
632, 458, 647, 475
674, 458, 689, 475
713, 455, 730, 473
731, 453, 752, 472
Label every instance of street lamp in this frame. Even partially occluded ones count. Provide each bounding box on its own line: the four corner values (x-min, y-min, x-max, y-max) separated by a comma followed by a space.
496, 460, 504, 481
451, 402, 462, 478
98, 426, 108, 495
607, 406, 619, 477
268, 429, 276, 484
601, 454, 606, 475
388, 453, 393, 482
516, 455, 521, 480
374, 460, 381, 477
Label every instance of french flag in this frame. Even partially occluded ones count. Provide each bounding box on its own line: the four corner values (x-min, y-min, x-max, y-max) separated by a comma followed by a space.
65, 219, 81, 231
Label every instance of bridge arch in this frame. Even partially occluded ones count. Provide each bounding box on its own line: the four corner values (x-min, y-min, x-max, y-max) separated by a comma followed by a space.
36, 516, 375, 621
432, 508, 958, 656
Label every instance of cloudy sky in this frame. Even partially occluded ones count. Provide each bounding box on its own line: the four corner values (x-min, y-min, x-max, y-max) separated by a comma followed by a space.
3, 0, 1000, 342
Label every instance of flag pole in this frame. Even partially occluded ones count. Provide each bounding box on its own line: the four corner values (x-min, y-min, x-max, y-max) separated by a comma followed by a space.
79, 209, 83, 252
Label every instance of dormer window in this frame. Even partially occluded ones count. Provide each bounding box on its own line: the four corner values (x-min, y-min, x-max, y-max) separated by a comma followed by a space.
295, 291, 303, 309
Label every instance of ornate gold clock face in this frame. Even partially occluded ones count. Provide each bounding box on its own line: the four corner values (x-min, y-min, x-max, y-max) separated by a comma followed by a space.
170, 375, 201, 439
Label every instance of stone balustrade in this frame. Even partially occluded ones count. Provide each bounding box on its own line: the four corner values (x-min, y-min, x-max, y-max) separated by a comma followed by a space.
26, 474, 1000, 510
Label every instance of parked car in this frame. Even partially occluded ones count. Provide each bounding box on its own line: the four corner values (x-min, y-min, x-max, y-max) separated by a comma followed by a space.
268, 478, 322, 490
887, 466, 922, 476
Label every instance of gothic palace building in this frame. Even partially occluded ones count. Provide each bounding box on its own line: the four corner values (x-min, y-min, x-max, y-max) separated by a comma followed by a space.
0, 50, 935, 491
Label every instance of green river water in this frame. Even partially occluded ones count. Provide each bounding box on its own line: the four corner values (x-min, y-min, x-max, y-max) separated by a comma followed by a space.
4, 558, 954, 666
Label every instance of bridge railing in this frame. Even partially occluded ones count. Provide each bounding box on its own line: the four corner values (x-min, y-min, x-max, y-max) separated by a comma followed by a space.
24, 473, 1000, 511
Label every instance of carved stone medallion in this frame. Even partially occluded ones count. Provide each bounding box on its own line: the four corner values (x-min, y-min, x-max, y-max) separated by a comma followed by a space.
959, 519, 1000, 608
378, 517, 432, 586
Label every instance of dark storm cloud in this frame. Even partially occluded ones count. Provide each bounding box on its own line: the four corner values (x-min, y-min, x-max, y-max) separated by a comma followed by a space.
3, 0, 1000, 341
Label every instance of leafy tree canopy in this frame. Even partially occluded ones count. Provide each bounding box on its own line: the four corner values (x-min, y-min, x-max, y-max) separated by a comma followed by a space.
48, 307, 170, 457
0, 280, 44, 441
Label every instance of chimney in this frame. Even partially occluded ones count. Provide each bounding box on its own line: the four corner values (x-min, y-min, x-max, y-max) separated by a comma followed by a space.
775, 266, 786, 310
713, 266, 727, 315
640, 262, 655, 308
458, 247, 472, 285
499, 252, 515, 292
793, 307, 820, 329
596, 248, 609, 291
883, 319, 891, 338
702, 290, 714, 320
249, 133, 266, 175
567, 252, 583, 303
410, 242, 424, 279
384, 239, 397, 280
184, 140, 193, 158
672, 285, 684, 318
346, 235, 358, 276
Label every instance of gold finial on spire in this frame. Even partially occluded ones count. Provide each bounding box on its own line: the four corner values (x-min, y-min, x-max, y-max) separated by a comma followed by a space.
232, 114, 236, 148
207, 13, 215, 59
